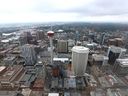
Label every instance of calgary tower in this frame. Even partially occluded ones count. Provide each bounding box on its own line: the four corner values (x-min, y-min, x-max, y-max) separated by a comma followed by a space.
47, 31, 54, 65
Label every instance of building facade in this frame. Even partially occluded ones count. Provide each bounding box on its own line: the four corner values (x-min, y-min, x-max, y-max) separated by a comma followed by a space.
21, 44, 37, 65
36, 30, 45, 40
72, 46, 89, 76
57, 40, 68, 53
113, 58, 128, 76
107, 46, 126, 65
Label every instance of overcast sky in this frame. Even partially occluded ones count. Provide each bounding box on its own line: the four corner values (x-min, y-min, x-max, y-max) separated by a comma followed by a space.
0, 0, 128, 23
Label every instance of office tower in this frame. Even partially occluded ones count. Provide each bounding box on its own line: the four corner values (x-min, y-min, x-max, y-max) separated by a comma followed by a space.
113, 58, 128, 76
68, 39, 75, 52
107, 46, 126, 65
47, 31, 54, 65
72, 46, 89, 76
100, 33, 105, 45
75, 31, 80, 42
19, 32, 33, 45
36, 30, 45, 40
57, 40, 68, 53
21, 44, 37, 65
88, 31, 95, 41
24, 32, 33, 44
19, 33, 28, 46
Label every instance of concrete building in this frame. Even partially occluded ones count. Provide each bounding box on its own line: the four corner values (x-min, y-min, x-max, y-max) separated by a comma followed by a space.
68, 39, 75, 47
53, 58, 69, 62
36, 30, 45, 40
92, 54, 108, 68
72, 46, 89, 76
107, 88, 128, 96
108, 39, 116, 46
115, 38, 124, 47
0, 65, 25, 90
107, 46, 126, 65
3, 56, 17, 65
113, 58, 128, 76
68, 39, 75, 52
21, 44, 37, 65
57, 40, 68, 53
19, 35, 28, 46
19, 32, 33, 45
64, 77, 76, 89
82, 41, 97, 50
108, 38, 124, 47
48, 93, 59, 96
90, 89, 106, 96
19, 36, 28, 45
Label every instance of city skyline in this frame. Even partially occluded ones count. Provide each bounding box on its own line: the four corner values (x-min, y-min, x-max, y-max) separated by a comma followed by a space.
0, 0, 128, 23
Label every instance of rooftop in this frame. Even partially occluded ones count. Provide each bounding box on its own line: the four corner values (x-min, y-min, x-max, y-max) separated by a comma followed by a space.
48, 93, 59, 96
3, 56, 16, 61
92, 54, 108, 61
107, 88, 128, 96
109, 46, 126, 53
0, 66, 6, 72
53, 58, 69, 62
0, 65, 23, 82
72, 46, 89, 53
117, 58, 128, 67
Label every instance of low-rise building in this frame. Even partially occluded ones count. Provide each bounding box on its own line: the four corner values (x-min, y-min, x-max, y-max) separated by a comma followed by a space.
92, 54, 108, 68
0, 65, 25, 90
3, 56, 17, 65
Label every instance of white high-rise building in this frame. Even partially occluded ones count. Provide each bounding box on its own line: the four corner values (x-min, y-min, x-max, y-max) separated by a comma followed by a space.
71, 46, 89, 76
21, 44, 37, 65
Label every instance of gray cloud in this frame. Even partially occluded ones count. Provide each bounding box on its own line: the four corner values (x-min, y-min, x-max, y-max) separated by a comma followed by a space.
0, 0, 128, 23
34, 0, 128, 16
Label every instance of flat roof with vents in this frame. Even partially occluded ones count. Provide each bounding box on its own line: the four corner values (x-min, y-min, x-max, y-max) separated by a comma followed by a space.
48, 93, 59, 96
72, 46, 89, 53
117, 59, 128, 67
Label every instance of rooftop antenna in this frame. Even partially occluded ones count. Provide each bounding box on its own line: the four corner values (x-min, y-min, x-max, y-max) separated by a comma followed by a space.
50, 25, 53, 31
75, 31, 80, 45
